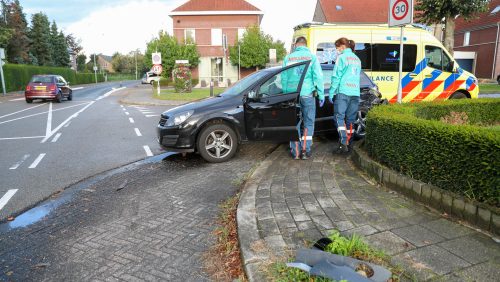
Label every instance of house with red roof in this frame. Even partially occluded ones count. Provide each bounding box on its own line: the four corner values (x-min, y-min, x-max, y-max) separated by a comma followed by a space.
453, 0, 500, 80
170, 0, 263, 86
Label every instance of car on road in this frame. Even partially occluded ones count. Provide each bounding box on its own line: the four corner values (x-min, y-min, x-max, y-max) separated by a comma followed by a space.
141, 72, 161, 85
25, 75, 72, 103
157, 61, 385, 163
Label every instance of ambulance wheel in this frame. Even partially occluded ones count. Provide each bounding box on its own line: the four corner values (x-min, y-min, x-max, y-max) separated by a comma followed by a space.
449, 92, 467, 99
197, 123, 238, 163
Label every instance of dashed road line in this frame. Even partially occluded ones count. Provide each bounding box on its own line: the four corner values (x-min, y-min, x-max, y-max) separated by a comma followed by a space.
51, 133, 62, 143
9, 154, 30, 170
28, 153, 46, 168
146, 115, 157, 118
143, 145, 153, 157
129, 118, 135, 124
0, 189, 18, 211
134, 128, 142, 137
125, 112, 130, 115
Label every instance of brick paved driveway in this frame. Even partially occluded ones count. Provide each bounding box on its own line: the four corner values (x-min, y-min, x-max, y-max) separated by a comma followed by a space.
0, 143, 275, 281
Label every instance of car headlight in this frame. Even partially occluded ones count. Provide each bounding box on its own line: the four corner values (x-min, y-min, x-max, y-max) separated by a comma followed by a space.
166, 110, 194, 127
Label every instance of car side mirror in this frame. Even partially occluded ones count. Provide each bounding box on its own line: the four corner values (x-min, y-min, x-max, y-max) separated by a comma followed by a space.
247, 90, 257, 100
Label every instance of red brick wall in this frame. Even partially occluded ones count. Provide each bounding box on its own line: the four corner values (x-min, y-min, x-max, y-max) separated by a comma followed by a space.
454, 27, 498, 78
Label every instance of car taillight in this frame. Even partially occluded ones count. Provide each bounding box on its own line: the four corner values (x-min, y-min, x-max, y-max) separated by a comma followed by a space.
49, 84, 56, 91
26, 85, 31, 91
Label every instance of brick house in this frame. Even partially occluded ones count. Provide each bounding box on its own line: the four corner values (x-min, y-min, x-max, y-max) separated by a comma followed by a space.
97, 55, 114, 73
170, 0, 263, 87
453, 0, 500, 80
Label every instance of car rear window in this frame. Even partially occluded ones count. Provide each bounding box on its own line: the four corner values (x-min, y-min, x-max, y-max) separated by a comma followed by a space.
30, 76, 54, 83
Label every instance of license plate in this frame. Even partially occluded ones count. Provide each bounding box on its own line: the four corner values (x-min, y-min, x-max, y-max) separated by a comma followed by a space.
34, 86, 46, 91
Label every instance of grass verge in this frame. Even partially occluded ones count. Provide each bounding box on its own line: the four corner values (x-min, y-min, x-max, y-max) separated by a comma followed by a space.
153, 88, 225, 101
479, 83, 500, 94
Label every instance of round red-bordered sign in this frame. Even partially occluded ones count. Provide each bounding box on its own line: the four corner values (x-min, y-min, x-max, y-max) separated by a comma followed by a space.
152, 64, 163, 75
392, 0, 409, 21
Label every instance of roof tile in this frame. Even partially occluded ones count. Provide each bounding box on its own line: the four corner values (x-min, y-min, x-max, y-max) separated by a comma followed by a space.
172, 0, 261, 12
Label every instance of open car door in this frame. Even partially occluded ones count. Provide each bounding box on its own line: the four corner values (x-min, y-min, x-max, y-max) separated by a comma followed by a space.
244, 61, 310, 142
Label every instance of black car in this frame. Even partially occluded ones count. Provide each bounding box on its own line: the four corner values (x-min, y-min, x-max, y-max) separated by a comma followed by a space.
157, 62, 385, 163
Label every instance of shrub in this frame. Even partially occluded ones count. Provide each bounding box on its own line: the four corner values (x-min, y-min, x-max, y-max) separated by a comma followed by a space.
172, 64, 192, 93
2, 63, 105, 92
365, 99, 500, 206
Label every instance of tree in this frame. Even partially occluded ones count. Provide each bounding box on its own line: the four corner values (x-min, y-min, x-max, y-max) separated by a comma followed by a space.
229, 26, 286, 70
76, 53, 86, 72
416, 0, 489, 55
111, 52, 132, 73
65, 33, 82, 56
49, 21, 70, 67
29, 12, 52, 65
144, 31, 200, 78
2, 0, 30, 63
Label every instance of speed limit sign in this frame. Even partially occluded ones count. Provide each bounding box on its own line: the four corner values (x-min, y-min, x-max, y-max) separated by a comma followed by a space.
152, 64, 163, 75
389, 0, 413, 27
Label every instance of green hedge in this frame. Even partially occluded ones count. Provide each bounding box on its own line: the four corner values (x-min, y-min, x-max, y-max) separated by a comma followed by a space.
2, 64, 105, 92
365, 99, 500, 206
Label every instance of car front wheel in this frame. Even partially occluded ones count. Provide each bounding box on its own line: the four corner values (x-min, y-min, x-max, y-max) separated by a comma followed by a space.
197, 123, 238, 163
353, 108, 368, 140
67, 90, 73, 101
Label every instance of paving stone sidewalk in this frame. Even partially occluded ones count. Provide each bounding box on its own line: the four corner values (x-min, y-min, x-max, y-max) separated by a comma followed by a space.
239, 141, 500, 281
119, 84, 186, 106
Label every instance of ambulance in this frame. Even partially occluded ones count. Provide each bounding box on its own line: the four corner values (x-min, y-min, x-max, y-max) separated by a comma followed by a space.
293, 23, 479, 102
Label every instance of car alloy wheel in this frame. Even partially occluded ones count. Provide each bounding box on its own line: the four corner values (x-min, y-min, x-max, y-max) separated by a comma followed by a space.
205, 130, 233, 159
353, 109, 367, 140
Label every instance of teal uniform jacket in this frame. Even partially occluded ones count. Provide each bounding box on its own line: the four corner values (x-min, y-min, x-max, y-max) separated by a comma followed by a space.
282, 46, 324, 101
330, 48, 361, 97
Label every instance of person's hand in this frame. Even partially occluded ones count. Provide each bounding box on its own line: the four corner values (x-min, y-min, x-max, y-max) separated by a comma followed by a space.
328, 95, 334, 104
319, 99, 325, 108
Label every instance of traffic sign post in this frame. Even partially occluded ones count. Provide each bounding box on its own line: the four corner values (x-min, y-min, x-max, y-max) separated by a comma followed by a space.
151, 64, 163, 95
0, 48, 5, 96
389, 0, 413, 103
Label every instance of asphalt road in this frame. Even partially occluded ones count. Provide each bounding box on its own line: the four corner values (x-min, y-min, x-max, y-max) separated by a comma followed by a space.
0, 81, 172, 221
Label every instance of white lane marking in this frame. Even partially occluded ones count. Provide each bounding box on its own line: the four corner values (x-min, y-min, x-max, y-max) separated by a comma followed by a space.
122, 108, 126, 111
51, 133, 62, 143
134, 128, 142, 137
72, 87, 84, 90
29, 153, 46, 168
41, 101, 95, 143
9, 154, 30, 170
120, 105, 124, 108
95, 87, 126, 101
0, 136, 45, 141
125, 112, 130, 115
146, 115, 157, 118
143, 145, 153, 157
140, 111, 154, 114
0, 102, 46, 119
9, 98, 25, 101
45, 102, 53, 137
64, 121, 71, 127
0, 102, 89, 125
129, 118, 134, 124
0, 189, 18, 211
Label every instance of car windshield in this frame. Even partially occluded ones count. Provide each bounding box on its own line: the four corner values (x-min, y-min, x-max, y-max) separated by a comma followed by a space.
219, 71, 269, 97
30, 76, 53, 83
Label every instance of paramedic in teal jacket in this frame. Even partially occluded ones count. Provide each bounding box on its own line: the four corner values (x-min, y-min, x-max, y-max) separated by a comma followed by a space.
283, 36, 324, 160
329, 37, 361, 153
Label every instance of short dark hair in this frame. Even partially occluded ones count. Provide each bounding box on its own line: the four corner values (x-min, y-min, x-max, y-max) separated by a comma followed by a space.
295, 36, 307, 45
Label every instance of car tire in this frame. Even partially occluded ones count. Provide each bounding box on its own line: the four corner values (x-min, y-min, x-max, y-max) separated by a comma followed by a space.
26, 98, 33, 103
68, 90, 73, 101
150, 81, 154, 85
55, 92, 62, 103
449, 91, 467, 99
353, 107, 368, 140
197, 123, 238, 163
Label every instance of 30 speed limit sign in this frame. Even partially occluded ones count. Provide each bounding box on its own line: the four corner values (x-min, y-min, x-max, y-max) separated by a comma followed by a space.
389, 0, 413, 27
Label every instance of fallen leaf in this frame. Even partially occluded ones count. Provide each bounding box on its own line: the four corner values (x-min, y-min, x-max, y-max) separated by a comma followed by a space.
6, 271, 13, 276
423, 240, 431, 244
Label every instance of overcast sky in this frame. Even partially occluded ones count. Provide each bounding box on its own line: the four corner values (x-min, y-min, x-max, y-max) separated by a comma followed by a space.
20, 0, 317, 55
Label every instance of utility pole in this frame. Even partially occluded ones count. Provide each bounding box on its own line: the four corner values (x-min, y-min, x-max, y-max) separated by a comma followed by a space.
93, 54, 98, 84
135, 49, 138, 80
238, 44, 241, 81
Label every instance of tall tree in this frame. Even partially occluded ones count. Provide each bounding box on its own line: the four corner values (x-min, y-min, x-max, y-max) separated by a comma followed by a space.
49, 20, 58, 65
2, 0, 30, 63
229, 26, 286, 70
54, 31, 70, 67
29, 12, 52, 65
65, 33, 82, 56
416, 0, 489, 55
76, 53, 86, 72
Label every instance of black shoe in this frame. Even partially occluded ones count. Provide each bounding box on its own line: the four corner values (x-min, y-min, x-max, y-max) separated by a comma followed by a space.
301, 151, 311, 160
334, 144, 349, 154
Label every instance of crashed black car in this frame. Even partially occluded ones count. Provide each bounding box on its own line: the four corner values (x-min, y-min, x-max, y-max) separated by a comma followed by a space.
157, 62, 386, 163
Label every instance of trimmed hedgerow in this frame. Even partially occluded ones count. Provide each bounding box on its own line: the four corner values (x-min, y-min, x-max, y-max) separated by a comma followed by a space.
2, 64, 105, 92
365, 99, 500, 206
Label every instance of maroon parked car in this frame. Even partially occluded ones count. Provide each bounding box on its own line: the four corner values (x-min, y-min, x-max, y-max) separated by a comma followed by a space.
25, 75, 72, 103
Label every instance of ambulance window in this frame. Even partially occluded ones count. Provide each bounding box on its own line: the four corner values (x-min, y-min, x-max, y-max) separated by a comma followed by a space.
442, 51, 453, 72
316, 43, 337, 64
425, 46, 443, 70
372, 44, 417, 72
354, 43, 372, 70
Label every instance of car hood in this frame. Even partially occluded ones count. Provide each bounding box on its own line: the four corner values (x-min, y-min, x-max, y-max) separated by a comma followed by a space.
161, 95, 233, 117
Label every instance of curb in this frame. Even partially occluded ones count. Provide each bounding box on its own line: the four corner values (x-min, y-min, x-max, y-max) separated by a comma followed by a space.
352, 142, 500, 236
237, 158, 274, 282
118, 98, 186, 107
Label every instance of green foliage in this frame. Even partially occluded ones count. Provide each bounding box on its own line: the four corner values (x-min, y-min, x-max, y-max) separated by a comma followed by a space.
29, 12, 53, 66
2, 0, 30, 63
229, 26, 286, 69
1, 63, 104, 92
173, 64, 192, 93
0, 26, 13, 48
76, 54, 87, 72
144, 31, 200, 79
416, 0, 489, 24
49, 21, 69, 67
365, 99, 500, 206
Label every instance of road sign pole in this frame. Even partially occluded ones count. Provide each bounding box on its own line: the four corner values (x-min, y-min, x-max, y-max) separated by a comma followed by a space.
157, 80, 160, 96
397, 26, 404, 104
0, 61, 6, 96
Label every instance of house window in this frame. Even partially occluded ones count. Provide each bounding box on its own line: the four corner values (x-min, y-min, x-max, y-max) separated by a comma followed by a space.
464, 32, 470, 46
238, 28, 246, 40
211, 28, 222, 46
185, 29, 195, 43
